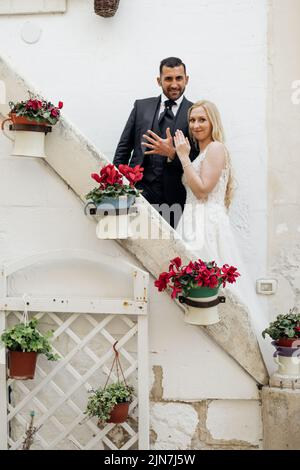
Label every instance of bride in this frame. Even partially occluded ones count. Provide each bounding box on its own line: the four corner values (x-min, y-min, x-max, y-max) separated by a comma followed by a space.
174, 100, 272, 372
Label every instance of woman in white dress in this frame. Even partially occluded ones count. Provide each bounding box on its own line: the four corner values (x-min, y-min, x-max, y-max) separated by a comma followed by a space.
174, 100, 272, 372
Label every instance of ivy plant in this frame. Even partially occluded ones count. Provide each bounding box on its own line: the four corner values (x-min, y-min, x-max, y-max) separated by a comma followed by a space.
1, 318, 59, 361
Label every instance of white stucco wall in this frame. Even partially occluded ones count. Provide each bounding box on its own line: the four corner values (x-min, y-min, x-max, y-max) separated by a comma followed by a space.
267, 0, 300, 315
0, 127, 259, 400
0, 0, 268, 284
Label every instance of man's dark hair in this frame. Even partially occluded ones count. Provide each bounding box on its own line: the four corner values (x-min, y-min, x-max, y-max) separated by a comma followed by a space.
159, 57, 186, 75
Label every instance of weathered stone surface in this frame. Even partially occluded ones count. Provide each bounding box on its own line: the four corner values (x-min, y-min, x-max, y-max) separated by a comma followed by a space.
206, 400, 262, 446
262, 387, 300, 450
150, 365, 164, 401
0, 54, 268, 385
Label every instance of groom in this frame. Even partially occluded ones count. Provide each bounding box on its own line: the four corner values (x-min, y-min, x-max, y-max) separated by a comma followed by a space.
113, 57, 196, 228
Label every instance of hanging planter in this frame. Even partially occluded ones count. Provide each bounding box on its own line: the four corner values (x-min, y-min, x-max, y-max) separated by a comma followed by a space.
86, 195, 136, 239
84, 342, 134, 425
155, 257, 240, 326
0, 312, 59, 380
8, 351, 38, 380
1, 93, 63, 158
84, 163, 143, 239
94, 0, 120, 18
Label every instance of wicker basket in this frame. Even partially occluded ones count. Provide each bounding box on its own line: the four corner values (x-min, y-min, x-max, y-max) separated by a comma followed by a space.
94, 0, 120, 17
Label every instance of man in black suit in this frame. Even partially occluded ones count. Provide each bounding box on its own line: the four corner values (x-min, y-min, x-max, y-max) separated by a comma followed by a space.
113, 57, 195, 228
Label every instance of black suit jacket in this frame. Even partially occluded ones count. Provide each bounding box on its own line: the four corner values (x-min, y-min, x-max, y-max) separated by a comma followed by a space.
113, 96, 196, 209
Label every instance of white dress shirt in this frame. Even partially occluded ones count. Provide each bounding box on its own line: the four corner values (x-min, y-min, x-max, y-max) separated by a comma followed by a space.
158, 93, 184, 119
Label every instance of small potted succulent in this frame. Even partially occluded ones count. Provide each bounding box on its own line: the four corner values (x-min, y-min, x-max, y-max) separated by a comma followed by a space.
1, 91, 63, 158
155, 257, 240, 325
1, 318, 59, 379
262, 310, 300, 376
85, 382, 134, 425
85, 163, 143, 239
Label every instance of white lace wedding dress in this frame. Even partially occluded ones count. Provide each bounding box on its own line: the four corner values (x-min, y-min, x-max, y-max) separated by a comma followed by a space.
176, 145, 273, 372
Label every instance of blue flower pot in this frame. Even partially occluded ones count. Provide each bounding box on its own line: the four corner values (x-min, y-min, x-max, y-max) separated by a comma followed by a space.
96, 195, 135, 210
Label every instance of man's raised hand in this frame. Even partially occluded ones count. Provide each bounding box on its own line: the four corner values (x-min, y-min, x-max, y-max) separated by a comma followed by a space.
142, 128, 176, 160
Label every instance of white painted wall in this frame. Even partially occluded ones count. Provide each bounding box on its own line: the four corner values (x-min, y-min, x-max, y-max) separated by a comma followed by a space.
0, 0, 268, 284
0, 127, 259, 401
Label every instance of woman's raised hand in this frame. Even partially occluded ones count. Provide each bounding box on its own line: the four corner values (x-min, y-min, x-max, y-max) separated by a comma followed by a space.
174, 130, 191, 162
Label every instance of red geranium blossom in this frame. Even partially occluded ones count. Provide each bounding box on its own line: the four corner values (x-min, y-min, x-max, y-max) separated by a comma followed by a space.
9, 92, 63, 125
119, 164, 144, 186
86, 163, 144, 205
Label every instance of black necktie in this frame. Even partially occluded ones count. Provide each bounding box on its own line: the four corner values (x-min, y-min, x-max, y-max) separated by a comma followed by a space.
158, 99, 176, 136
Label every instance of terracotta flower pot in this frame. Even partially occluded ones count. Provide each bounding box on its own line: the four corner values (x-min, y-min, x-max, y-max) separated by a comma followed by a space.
1, 113, 49, 158
107, 402, 130, 424
8, 351, 38, 380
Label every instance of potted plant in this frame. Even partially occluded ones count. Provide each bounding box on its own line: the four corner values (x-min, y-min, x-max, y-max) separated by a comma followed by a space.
262, 310, 300, 376
85, 382, 134, 425
94, 0, 120, 18
1, 92, 63, 158
85, 163, 143, 239
1, 318, 59, 379
155, 257, 240, 325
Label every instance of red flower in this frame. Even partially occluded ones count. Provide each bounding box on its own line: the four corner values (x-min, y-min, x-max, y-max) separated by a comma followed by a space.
154, 272, 170, 291
171, 286, 182, 299
92, 164, 123, 188
91, 173, 102, 184
58, 101, 63, 109
154, 258, 240, 300
26, 99, 42, 111
221, 264, 240, 286
183, 261, 194, 275
169, 257, 182, 271
50, 108, 59, 117
119, 164, 144, 186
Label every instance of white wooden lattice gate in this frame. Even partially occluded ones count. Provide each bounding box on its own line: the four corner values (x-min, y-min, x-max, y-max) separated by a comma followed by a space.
0, 250, 149, 450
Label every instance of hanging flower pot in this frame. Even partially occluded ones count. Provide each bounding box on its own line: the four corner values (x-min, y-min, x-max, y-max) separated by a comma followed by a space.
1, 317, 59, 380
106, 401, 130, 424
94, 0, 120, 17
85, 342, 134, 425
1, 93, 63, 158
272, 341, 300, 376
179, 285, 226, 326
155, 258, 240, 326
85, 164, 143, 239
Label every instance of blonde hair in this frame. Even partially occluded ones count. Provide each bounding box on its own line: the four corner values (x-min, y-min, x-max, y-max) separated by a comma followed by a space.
188, 100, 234, 208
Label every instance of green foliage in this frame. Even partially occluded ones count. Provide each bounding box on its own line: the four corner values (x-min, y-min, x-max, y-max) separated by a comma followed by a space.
262, 310, 300, 340
1, 318, 59, 361
86, 185, 139, 205
85, 382, 134, 423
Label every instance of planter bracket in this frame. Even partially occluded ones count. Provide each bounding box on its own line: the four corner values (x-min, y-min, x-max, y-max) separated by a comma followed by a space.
179, 296, 226, 308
